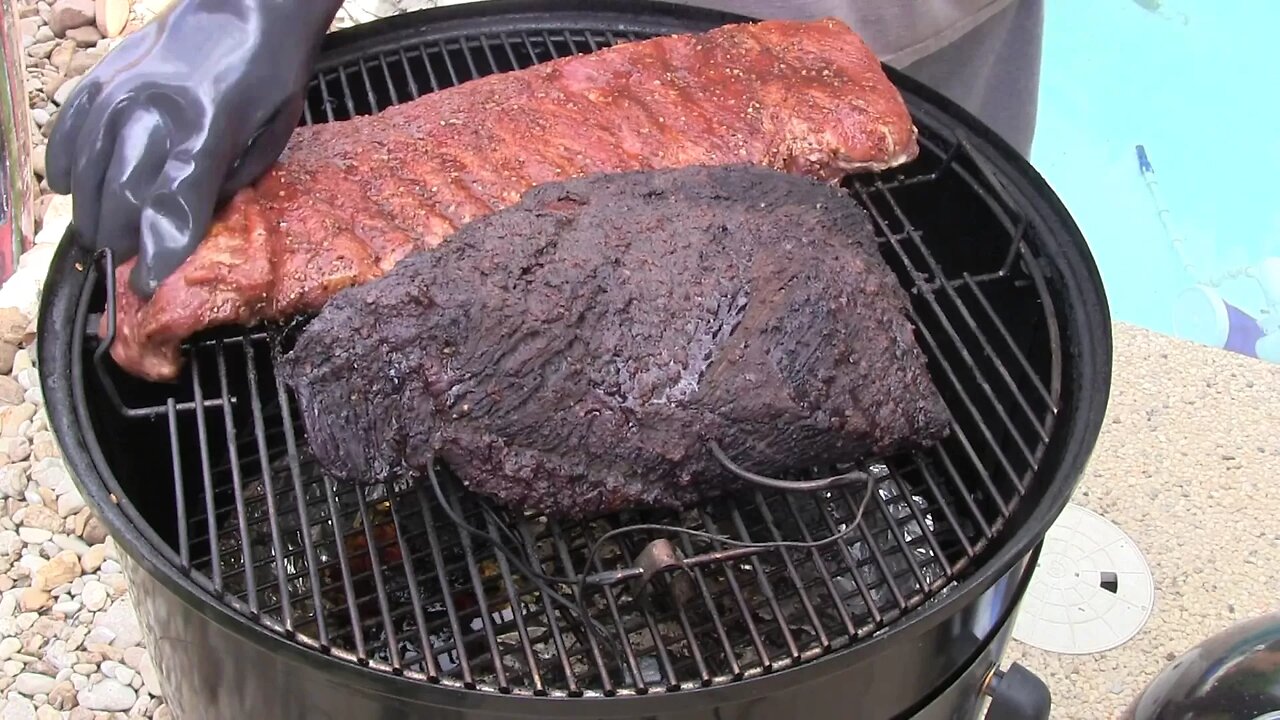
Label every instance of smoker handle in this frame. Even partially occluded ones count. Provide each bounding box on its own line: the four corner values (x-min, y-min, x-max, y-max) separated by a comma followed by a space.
982, 663, 1051, 720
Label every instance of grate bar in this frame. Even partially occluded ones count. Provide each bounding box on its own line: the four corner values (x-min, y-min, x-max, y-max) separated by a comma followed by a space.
672, 529, 743, 680
518, 518, 581, 695
356, 58, 381, 113
189, 354, 223, 589
578, 525, 647, 692
457, 33, 486, 82
495, 32, 523, 70
605, 533, 689, 691
243, 340, 293, 626
480, 511, 545, 693
842, 485, 908, 612
810, 490, 882, 626
870, 175, 1042, 479
316, 72, 339, 123
910, 456, 973, 560
855, 184, 1030, 497
319, 462, 366, 658
213, 340, 258, 609
965, 275, 1055, 407
868, 486, 929, 597
751, 493, 830, 649
780, 493, 857, 638
273, 374, 331, 646
73, 22, 1070, 698
731, 502, 811, 655
696, 509, 775, 670
889, 462, 954, 577
412, 483, 476, 687
444, 487, 510, 690
548, 523, 616, 694
166, 400, 191, 570
351, 489, 404, 670
436, 39, 463, 87
386, 489, 442, 679
334, 67, 360, 119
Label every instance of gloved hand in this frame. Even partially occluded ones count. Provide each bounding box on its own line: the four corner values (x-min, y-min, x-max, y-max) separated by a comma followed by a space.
45, 0, 344, 299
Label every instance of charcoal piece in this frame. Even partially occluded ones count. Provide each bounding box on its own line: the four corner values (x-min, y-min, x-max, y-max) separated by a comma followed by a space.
278, 165, 950, 518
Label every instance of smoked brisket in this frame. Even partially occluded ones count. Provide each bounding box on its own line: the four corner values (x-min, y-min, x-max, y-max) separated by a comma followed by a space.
103, 18, 920, 382
278, 166, 950, 519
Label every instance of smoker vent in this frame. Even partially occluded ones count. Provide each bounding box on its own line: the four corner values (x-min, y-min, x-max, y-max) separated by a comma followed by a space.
72, 22, 1063, 698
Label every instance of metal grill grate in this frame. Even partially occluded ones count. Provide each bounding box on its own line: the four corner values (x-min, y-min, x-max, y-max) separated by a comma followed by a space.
72, 24, 1063, 697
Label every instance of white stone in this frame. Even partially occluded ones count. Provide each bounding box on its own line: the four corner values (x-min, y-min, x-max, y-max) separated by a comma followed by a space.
82, 626, 114, 647
77, 678, 137, 712
0, 469, 25, 500
14, 369, 38, 393
16, 555, 45, 576
51, 601, 80, 616
56, 491, 84, 518
79, 545, 105, 573
45, 643, 72, 672
0, 530, 20, 554
28, 461, 70, 496
0, 695, 36, 720
113, 666, 135, 686
121, 647, 144, 670
93, 597, 142, 648
0, 437, 30, 463
0, 638, 20, 661
51, 534, 88, 556
17, 527, 51, 545
13, 671, 57, 695
138, 652, 160, 696
81, 581, 108, 612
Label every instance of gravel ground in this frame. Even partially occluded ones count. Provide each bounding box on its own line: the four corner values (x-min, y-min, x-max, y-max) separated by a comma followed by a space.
8, 1, 1280, 719
1002, 322, 1280, 718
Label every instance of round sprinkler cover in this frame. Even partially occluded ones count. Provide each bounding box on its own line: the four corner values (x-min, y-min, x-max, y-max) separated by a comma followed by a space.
1012, 503, 1154, 654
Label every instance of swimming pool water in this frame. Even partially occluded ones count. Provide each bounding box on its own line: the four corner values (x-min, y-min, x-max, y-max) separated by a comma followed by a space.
1031, 0, 1280, 362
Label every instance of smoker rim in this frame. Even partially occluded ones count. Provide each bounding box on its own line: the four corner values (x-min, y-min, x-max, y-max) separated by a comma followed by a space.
38, 1, 1114, 713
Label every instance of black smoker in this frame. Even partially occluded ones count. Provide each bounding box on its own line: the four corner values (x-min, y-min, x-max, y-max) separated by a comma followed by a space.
38, 3, 1113, 719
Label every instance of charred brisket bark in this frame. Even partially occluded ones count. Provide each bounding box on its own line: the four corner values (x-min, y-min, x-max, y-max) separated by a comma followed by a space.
279, 165, 949, 518
102, 18, 920, 382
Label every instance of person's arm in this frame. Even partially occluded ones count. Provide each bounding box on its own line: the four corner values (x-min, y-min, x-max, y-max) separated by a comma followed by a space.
45, 0, 344, 299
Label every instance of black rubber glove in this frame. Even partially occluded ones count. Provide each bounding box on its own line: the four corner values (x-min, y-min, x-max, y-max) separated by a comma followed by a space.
45, 0, 344, 299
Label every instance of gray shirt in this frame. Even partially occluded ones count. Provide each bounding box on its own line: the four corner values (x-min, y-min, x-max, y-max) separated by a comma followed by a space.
672, 0, 1045, 156
677, 0, 1016, 65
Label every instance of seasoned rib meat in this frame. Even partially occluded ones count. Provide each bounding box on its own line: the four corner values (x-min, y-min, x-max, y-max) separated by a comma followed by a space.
104, 17, 920, 382
278, 165, 950, 519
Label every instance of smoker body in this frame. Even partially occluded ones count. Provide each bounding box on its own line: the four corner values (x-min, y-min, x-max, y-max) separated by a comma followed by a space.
115, 545, 1040, 720
39, 3, 1112, 720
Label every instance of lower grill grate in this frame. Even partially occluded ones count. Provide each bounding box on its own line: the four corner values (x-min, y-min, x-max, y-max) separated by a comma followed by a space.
72, 21, 1062, 697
